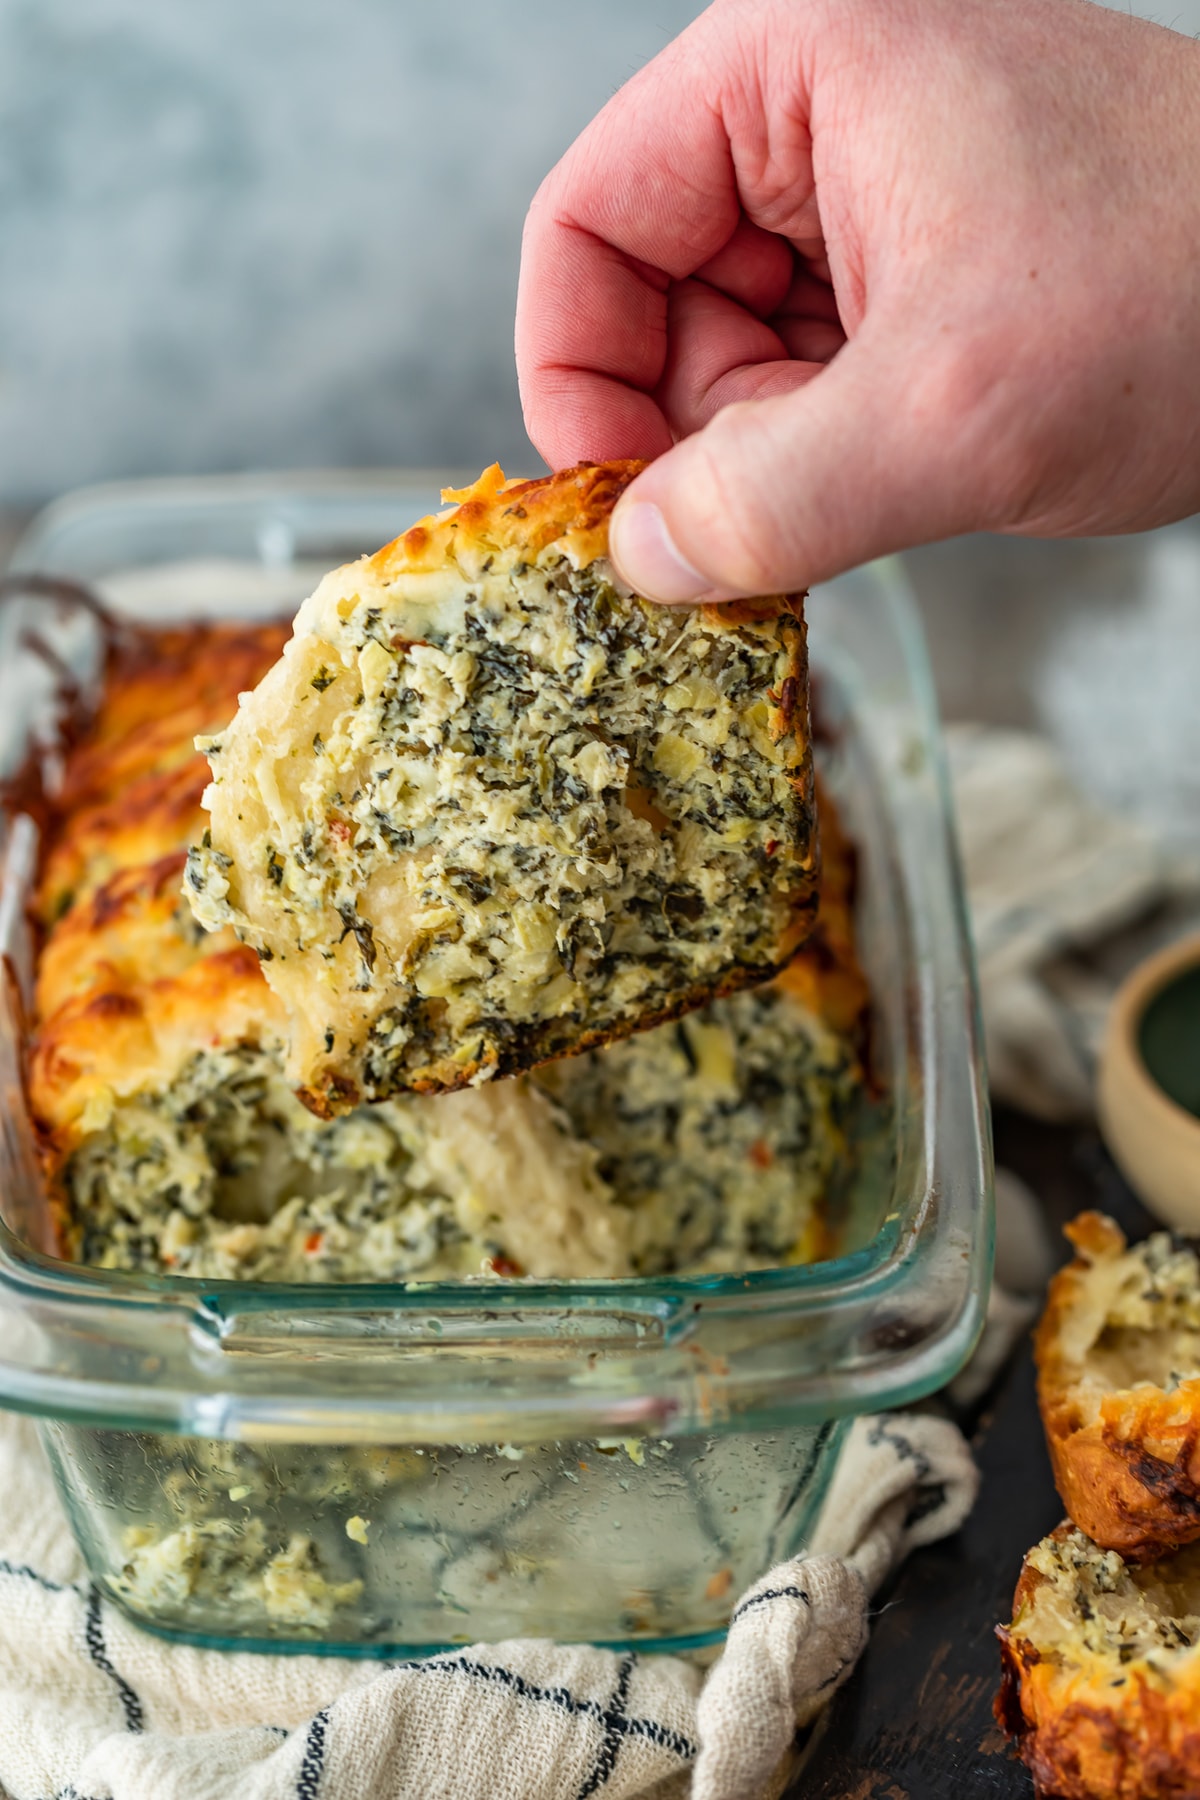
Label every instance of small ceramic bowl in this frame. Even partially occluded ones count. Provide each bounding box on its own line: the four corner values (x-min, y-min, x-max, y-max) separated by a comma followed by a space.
1098, 930, 1200, 1232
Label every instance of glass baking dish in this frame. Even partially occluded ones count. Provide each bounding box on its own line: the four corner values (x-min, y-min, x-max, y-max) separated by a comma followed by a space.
0, 473, 992, 1656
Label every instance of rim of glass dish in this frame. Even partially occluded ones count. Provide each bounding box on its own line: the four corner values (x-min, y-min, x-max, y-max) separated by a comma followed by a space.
0, 473, 994, 1440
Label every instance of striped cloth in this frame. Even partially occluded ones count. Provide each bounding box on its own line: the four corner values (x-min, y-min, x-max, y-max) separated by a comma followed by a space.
0, 1409, 976, 1800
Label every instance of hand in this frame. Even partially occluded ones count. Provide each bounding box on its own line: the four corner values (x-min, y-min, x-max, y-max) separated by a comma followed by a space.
516, 0, 1200, 601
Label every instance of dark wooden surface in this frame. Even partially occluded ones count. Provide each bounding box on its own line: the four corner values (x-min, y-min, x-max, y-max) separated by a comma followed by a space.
796, 1109, 1156, 1799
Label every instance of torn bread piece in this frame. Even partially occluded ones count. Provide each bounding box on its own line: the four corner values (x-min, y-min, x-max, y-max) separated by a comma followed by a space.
186, 461, 818, 1113
1037, 1212, 1200, 1561
997, 1523, 1200, 1799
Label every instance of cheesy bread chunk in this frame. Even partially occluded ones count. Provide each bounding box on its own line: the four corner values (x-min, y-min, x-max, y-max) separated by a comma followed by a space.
997, 1524, 1200, 1799
186, 462, 818, 1113
1037, 1213, 1200, 1562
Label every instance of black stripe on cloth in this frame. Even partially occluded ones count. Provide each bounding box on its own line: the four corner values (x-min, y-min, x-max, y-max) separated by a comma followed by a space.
868, 1417, 952, 1532
0, 1557, 72, 1595
32, 1788, 109, 1800
904, 1480, 948, 1530
622, 1714, 695, 1758
84, 1586, 144, 1733
866, 1417, 931, 1483
575, 1652, 635, 1800
390, 1654, 696, 1764
295, 1706, 330, 1800
731, 1585, 811, 1625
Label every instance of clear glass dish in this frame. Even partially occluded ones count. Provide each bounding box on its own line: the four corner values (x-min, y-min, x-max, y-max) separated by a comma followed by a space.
0, 472, 993, 1656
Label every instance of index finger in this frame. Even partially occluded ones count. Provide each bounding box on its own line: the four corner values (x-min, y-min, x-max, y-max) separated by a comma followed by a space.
516, 12, 810, 467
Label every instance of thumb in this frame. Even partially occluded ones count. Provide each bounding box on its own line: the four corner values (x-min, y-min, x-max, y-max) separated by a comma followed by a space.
609, 329, 988, 600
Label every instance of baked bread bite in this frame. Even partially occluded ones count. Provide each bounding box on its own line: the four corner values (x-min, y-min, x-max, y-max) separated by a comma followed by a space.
1037, 1211, 1200, 1561
186, 461, 818, 1113
997, 1523, 1200, 1798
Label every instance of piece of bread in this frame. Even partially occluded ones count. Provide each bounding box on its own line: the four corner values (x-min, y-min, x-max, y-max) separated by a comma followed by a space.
186, 461, 819, 1114
997, 1522, 1200, 1798
1037, 1211, 1200, 1562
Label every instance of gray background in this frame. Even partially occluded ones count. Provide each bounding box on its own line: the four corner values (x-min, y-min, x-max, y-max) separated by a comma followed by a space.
1, 0, 1197, 505
0, 0, 701, 501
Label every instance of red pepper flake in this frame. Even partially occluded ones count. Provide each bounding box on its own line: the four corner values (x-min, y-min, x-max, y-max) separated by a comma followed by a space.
304, 1231, 325, 1254
328, 819, 352, 844
488, 1254, 523, 1278
764, 839, 779, 857
748, 1139, 774, 1170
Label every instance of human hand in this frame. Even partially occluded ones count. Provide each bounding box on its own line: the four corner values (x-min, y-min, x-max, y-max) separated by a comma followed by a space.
516, 0, 1200, 601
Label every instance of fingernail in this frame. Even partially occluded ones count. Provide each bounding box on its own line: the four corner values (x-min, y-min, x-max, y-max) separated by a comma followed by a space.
609, 500, 713, 604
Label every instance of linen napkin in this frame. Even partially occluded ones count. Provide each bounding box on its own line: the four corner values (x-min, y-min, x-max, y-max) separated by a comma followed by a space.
946, 722, 1200, 1121
0, 1408, 976, 1800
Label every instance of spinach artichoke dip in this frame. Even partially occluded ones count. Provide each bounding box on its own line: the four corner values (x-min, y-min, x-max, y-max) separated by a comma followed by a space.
28, 581, 869, 1287
185, 461, 820, 1115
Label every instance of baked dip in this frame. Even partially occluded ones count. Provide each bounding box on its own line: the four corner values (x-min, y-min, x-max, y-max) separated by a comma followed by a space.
29, 465, 869, 1286
31, 627, 867, 1286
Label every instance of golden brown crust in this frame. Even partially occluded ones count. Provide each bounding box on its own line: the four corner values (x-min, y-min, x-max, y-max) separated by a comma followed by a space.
29, 622, 288, 1222
997, 1524, 1200, 1799
382, 461, 801, 634
35, 852, 202, 1019
35, 761, 210, 924
35, 620, 289, 923
389, 461, 796, 622
58, 623, 288, 809
1037, 1213, 1200, 1561
398, 460, 646, 580
33, 944, 280, 1136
